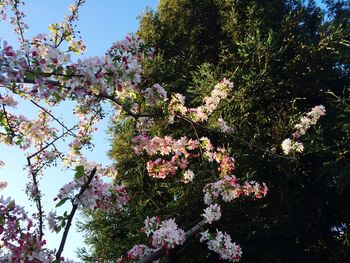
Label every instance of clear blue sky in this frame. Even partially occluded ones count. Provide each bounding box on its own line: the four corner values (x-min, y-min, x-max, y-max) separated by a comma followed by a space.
0, 1, 158, 261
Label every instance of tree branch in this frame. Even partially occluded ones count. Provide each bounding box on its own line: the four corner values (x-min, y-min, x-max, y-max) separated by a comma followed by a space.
29, 100, 76, 137
26, 126, 76, 160
55, 167, 97, 261
98, 92, 162, 119
138, 219, 206, 263
177, 115, 294, 160
26, 158, 44, 240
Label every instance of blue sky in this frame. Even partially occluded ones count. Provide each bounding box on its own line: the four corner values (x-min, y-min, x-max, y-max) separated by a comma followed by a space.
0, 1, 158, 261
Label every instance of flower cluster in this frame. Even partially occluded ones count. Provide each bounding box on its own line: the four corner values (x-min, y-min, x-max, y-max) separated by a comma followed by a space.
56, 167, 129, 211
0, 161, 7, 190
202, 203, 222, 224
0, 32, 151, 110
217, 117, 234, 133
67, 114, 99, 157
200, 230, 242, 262
121, 217, 185, 262
18, 111, 57, 147
142, 216, 161, 236
142, 83, 168, 106
293, 105, 326, 138
47, 210, 58, 232
0, 196, 53, 262
133, 135, 196, 178
0, 94, 18, 108
168, 79, 233, 123
126, 244, 157, 262
0, 0, 29, 43
203, 175, 268, 206
281, 138, 304, 155
183, 169, 195, 183
282, 105, 326, 155
133, 134, 235, 179
142, 217, 186, 250
151, 218, 186, 249
135, 117, 154, 133
0, 181, 7, 190
0, 107, 57, 152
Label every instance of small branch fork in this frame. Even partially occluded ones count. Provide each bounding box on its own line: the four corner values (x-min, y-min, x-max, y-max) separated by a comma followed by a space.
25, 126, 76, 241
55, 167, 97, 261
29, 100, 76, 137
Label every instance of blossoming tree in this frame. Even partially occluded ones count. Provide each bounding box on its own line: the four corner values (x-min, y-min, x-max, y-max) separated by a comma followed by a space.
0, 0, 329, 262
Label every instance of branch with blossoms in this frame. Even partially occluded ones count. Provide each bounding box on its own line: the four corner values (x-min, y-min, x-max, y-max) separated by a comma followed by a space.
117, 173, 267, 263
55, 167, 97, 261
281, 105, 326, 155
0, 0, 326, 262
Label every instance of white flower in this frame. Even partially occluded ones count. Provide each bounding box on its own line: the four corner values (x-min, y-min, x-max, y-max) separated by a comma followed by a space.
200, 230, 210, 242
201, 230, 242, 263
218, 117, 234, 133
281, 138, 293, 155
0, 94, 18, 108
151, 218, 185, 249
281, 138, 304, 155
202, 203, 222, 224
47, 210, 57, 232
143, 216, 160, 236
183, 170, 195, 184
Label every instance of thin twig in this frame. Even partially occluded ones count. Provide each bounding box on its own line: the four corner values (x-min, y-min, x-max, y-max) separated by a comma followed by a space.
26, 158, 44, 240
26, 126, 76, 160
55, 167, 97, 261
29, 100, 77, 137
188, 119, 204, 163
177, 115, 293, 160
98, 92, 162, 119
12, 0, 27, 45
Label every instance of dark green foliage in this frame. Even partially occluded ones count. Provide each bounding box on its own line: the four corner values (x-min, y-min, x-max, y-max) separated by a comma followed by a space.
78, 0, 350, 262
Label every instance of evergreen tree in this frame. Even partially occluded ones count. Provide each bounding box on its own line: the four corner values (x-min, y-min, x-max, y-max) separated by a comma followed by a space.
78, 1, 350, 262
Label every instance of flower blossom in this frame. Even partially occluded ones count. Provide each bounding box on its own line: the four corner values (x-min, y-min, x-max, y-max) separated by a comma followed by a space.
47, 210, 58, 232
143, 83, 168, 106
56, 166, 129, 211
151, 218, 186, 249
168, 79, 233, 123
200, 230, 242, 262
282, 105, 325, 155
183, 169, 195, 183
204, 175, 268, 205
142, 216, 161, 236
202, 203, 222, 224
133, 135, 235, 179
0, 196, 53, 262
293, 105, 326, 139
126, 244, 157, 261
0, 94, 17, 108
218, 117, 234, 133
281, 138, 304, 155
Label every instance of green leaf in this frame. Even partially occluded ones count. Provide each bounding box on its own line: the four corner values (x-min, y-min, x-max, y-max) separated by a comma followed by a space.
55, 226, 62, 234
74, 165, 85, 179
55, 198, 69, 208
